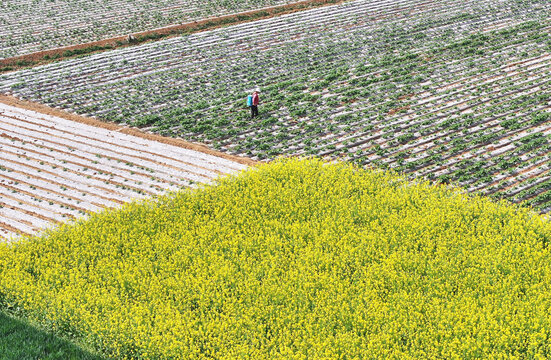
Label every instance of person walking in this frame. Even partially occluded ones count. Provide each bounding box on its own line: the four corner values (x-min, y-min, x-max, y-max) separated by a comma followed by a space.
251, 90, 259, 118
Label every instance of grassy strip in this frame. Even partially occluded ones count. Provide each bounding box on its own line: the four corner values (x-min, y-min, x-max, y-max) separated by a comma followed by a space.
0, 311, 105, 360
1, 158, 551, 358
0, 0, 344, 73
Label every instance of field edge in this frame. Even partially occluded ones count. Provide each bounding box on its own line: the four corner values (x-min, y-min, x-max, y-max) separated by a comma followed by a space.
0, 0, 347, 73
0, 95, 257, 167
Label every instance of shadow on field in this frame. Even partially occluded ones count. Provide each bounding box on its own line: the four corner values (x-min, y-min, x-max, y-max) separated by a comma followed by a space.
0, 312, 106, 360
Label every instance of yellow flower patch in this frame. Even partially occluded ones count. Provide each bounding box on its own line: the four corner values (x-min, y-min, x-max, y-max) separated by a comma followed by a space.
1, 158, 550, 358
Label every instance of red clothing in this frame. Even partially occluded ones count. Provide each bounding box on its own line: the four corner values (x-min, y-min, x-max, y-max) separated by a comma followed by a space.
252, 93, 259, 106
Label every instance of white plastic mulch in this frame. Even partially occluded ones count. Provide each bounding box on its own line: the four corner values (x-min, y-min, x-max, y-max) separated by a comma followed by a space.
0, 102, 248, 240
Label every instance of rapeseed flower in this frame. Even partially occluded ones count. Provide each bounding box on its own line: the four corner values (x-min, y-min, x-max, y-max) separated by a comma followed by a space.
1, 158, 550, 358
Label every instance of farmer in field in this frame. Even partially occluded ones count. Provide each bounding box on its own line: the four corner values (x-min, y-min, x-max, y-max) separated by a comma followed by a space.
247, 93, 253, 116
250, 90, 260, 119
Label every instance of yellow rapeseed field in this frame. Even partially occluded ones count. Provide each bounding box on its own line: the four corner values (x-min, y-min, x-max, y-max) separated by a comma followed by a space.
1, 158, 551, 359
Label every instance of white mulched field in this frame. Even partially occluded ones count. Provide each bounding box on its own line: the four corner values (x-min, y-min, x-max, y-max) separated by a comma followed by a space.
0, 0, 300, 59
0, 102, 248, 240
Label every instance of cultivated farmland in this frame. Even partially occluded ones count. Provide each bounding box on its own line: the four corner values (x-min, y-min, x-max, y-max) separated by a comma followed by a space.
0, 102, 248, 240
0, 0, 305, 59
1, 159, 551, 359
1, 0, 550, 212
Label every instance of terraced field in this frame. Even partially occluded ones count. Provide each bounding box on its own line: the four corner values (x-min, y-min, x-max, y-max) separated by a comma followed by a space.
0, 102, 248, 240
1, 0, 550, 212
0, 0, 307, 59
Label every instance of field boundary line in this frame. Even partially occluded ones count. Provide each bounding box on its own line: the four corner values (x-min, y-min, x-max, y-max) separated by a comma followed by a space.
0, 0, 346, 72
0, 221, 25, 237
0, 95, 257, 167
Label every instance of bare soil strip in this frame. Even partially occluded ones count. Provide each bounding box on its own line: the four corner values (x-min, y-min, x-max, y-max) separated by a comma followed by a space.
0, 221, 23, 238
0, 0, 345, 72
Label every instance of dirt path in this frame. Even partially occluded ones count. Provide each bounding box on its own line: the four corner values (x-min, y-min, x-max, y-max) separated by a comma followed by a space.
0, 0, 346, 71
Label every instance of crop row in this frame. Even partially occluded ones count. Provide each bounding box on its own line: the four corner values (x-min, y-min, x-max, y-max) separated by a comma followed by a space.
0, 103, 247, 239
1, 0, 550, 211
0, 0, 300, 59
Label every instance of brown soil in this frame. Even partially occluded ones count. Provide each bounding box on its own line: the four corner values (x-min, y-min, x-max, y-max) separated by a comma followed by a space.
0, 181, 89, 213
398, 93, 414, 101
0, 221, 24, 236
1, 201, 59, 224
0, 169, 113, 207
388, 105, 411, 116
486, 151, 551, 194
0, 132, 24, 142
0, 95, 257, 167
0, 191, 68, 221
0, 0, 345, 70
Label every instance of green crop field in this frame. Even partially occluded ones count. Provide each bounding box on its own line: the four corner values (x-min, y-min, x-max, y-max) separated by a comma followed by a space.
1, 159, 550, 358
2, 0, 551, 211
0, 0, 304, 59
1, 0, 551, 357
